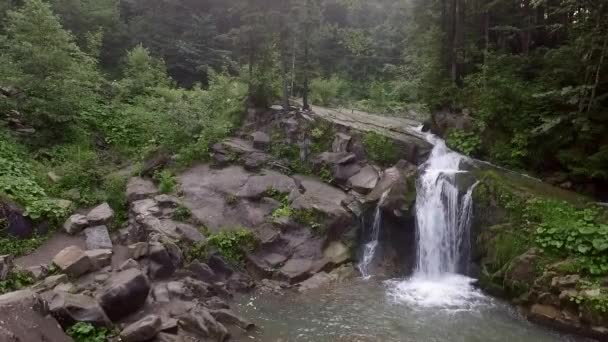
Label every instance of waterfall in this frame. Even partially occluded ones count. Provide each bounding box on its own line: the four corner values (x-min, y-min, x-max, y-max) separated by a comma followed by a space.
386, 132, 486, 308
358, 191, 389, 279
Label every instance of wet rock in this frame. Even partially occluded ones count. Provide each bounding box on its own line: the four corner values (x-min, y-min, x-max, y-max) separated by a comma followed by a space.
210, 309, 255, 330
49, 292, 111, 327
551, 275, 580, 291
85, 249, 113, 270
84, 225, 113, 250
120, 315, 162, 342
251, 131, 270, 150
127, 177, 159, 203
323, 241, 350, 265
0, 255, 13, 280
129, 242, 149, 259
63, 214, 89, 235
528, 303, 560, 321
347, 165, 379, 194
205, 296, 230, 310
87, 203, 114, 226
97, 268, 150, 321
279, 258, 313, 283
332, 133, 352, 153
178, 306, 228, 341
506, 249, 540, 284
226, 272, 254, 293
52, 246, 93, 277
0, 290, 71, 342
188, 262, 217, 283
0, 200, 34, 239
148, 240, 182, 279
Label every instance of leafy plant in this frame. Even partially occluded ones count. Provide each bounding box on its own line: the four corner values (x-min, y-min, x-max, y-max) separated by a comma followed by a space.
362, 132, 399, 166
173, 205, 192, 222
207, 229, 257, 265
66, 322, 111, 342
155, 170, 177, 194
292, 208, 323, 233
446, 129, 481, 156
182, 240, 208, 264
0, 270, 34, 295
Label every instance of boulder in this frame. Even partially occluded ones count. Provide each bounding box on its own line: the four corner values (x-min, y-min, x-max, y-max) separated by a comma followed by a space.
0, 200, 34, 239
97, 269, 150, 321
251, 131, 271, 150
332, 162, 362, 184
127, 177, 159, 203
347, 165, 379, 194
298, 272, 337, 292
154, 194, 181, 209
85, 249, 113, 269
0, 254, 13, 280
323, 241, 350, 265
279, 258, 313, 283
332, 133, 351, 153
32, 274, 68, 292
209, 309, 255, 330
243, 152, 269, 171
178, 306, 228, 341
86, 203, 114, 226
120, 315, 162, 342
63, 214, 89, 235
128, 242, 149, 259
0, 290, 71, 342
236, 171, 299, 199
551, 275, 580, 291
131, 198, 161, 218
49, 292, 111, 327
118, 258, 140, 271
25, 264, 49, 281
52, 246, 93, 277
188, 262, 217, 283
506, 249, 540, 284
148, 240, 182, 279
84, 225, 113, 250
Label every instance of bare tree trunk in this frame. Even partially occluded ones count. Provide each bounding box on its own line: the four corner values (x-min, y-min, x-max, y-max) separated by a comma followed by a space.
302, 0, 311, 110
279, 3, 290, 110
451, 0, 464, 87
588, 30, 608, 112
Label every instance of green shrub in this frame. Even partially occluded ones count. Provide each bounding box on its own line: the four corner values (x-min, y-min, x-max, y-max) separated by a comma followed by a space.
446, 129, 481, 156
0, 235, 46, 257
155, 170, 177, 194
207, 229, 257, 265
173, 205, 192, 222
310, 76, 346, 106
362, 132, 399, 166
292, 208, 323, 233
66, 322, 112, 342
0, 270, 34, 295
182, 240, 208, 264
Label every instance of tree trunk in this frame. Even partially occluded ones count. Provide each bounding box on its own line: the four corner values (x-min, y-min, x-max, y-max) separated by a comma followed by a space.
451, 0, 464, 87
279, 3, 290, 110
587, 30, 608, 112
302, 0, 311, 110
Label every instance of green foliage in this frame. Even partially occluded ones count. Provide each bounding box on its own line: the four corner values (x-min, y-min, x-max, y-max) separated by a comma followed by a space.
310, 76, 346, 106
530, 199, 608, 275
101, 174, 128, 229
362, 132, 398, 166
173, 205, 192, 222
0, 234, 46, 257
207, 229, 256, 265
154, 170, 176, 194
0, 270, 34, 295
66, 322, 111, 342
0, 0, 100, 128
292, 208, 323, 233
117, 44, 172, 99
182, 240, 208, 264
446, 129, 481, 157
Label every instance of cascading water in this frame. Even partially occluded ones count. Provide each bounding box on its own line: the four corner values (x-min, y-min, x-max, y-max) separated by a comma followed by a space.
358, 191, 389, 279
387, 131, 486, 308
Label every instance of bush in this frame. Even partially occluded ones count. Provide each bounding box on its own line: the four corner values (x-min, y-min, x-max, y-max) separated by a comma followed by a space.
154, 170, 176, 194
207, 229, 256, 265
362, 132, 399, 166
310, 76, 346, 106
66, 322, 112, 342
446, 129, 481, 156
0, 270, 34, 295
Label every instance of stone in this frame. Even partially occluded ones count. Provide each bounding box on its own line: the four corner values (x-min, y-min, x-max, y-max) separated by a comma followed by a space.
207, 255, 234, 280
188, 262, 217, 283
332, 133, 352, 153
0, 290, 71, 342
205, 296, 230, 310
127, 177, 159, 203
298, 272, 337, 292
47, 171, 61, 183
323, 241, 350, 265
210, 309, 255, 330
86, 203, 114, 226
332, 162, 362, 184
52, 246, 93, 277
131, 198, 161, 217
237, 170, 299, 199
270, 105, 284, 111
119, 258, 140, 271
148, 241, 182, 279
25, 264, 49, 281
251, 131, 271, 150
528, 304, 560, 322
506, 249, 539, 284
313, 152, 353, 168
0, 254, 13, 281
32, 274, 68, 292
279, 258, 313, 283
85, 249, 113, 269
551, 274, 580, 291
63, 214, 89, 234
244, 152, 270, 171
97, 268, 151, 321
178, 307, 228, 341
0, 200, 35, 238
154, 194, 181, 209
129, 242, 149, 259
120, 315, 162, 342
49, 292, 111, 327
347, 165, 379, 194
84, 225, 113, 250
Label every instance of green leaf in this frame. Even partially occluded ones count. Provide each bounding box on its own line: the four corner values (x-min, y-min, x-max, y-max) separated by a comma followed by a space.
592, 239, 608, 252
577, 244, 591, 254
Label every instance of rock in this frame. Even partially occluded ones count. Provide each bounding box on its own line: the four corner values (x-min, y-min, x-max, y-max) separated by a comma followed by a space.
131, 198, 161, 218
270, 105, 284, 111
332, 133, 352, 153
188, 262, 217, 283
237, 170, 299, 199
63, 214, 89, 234
205, 296, 230, 310
313, 152, 354, 169
0, 290, 72, 342
154, 194, 180, 209
47, 171, 61, 183
49, 292, 111, 327
127, 177, 160, 203
429, 108, 473, 136
347, 165, 379, 194
251, 131, 270, 150
210, 309, 255, 330
120, 315, 162, 342
32, 274, 68, 292
178, 306, 228, 341
551, 275, 580, 291
323, 241, 350, 265
0, 255, 13, 280
52, 246, 93, 277
141, 149, 172, 177
527, 304, 560, 324
279, 258, 313, 283
25, 264, 49, 281
207, 255, 234, 280
243, 152, 269, 171
0, 200, 35, 239
85, 249, 113, 269
506, 249, 540, 284
332, 162, 362, 184
226, 272, 254, 292
129, 242, 149, 259
54, 282, 75, 293
298, 272, 337, 292
86, 203, 114, 226
97, 268, 151, 321
119, 258, 140, 271
84, 225, 113, 250
148, 240, 182, 279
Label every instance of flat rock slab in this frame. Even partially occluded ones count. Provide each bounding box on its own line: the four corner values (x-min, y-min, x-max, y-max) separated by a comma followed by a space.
86, 203, 114, 226
127, 177, 159, 203
291, 175, 349, 218
84, 226, 113, 250
237, 170, 298, 199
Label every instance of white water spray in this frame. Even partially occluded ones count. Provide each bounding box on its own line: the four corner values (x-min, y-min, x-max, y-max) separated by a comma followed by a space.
358, 191, 389, 279
387, 132, 486, 309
